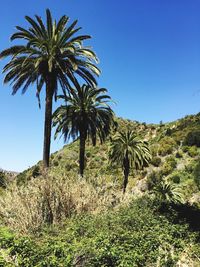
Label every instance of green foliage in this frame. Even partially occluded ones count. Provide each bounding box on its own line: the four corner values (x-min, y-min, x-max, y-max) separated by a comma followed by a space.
182, 146, 189, 153
184, 130, 200, 147
53, 85, 115, 175
158, 137, 176, 156
109, 130, 151, 192
193, 162, 200, 189
146, 171, 162, 190
0, 198, 198, 266
0, 171, 7, 188
188, 146, 198, 157
32, 166, 40, 178
171, 174, 181, 184
153, 180, 183, 204
53, 160, 59, 167
185, 161, 196, 173
161, 156, 177, 176
0, 9, 100, 168
150, 145, 159, 157
150, 156, 162, 167
166, 156, 177, 167
175, 151, 183, 158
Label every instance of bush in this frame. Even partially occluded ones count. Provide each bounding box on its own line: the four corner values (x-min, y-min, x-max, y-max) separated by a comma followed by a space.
185, 161, 196, 173
151, 156, 162, 167
0, 174, 122, 233
0, 171, 7, 188
188, 146, 198, 157
158, 144, 173, 156
166, 156, 177, 168
175, 151, 183, 158
57, 155, 62, 160
171, 174, 181, 184
32, 166, 40, 178
158, 137, 176, 156
184, 130, 200, 147
193, 162, 200, 189
150, 145, 159, 157
182, 146, 189, 153
161, 162, 174, 176
0, 197, 197, 266
53, 160, 59, 167
161, 156, 177, 176
146, 171, 162, 190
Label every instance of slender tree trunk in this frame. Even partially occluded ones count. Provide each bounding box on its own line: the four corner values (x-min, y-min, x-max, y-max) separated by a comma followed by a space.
79, 131, 86, 176
43, 80, 53, 169
123, 154, 130, 194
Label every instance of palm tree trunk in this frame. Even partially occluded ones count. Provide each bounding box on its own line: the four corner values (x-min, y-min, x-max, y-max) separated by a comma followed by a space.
123, 155, 130, 194
43, 80, 53, 169
79, 131, 86, 176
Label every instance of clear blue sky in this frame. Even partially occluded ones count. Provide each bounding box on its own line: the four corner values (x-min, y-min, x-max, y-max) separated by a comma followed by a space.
0, 0, 200, 171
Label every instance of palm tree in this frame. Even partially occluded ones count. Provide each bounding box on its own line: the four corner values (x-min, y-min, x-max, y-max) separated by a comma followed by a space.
53, 84, 115, 176
153, 180, 183, 204
109, 130, 151, 193
0, 9, 100, 168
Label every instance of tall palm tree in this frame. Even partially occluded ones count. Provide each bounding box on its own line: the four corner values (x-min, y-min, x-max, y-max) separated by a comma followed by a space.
109, 130, 151, 193
0, 9, 100, 168
53, 84, 114, 176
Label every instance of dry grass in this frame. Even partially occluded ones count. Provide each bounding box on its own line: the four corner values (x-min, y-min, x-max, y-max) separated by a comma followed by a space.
0, 174, 133, 233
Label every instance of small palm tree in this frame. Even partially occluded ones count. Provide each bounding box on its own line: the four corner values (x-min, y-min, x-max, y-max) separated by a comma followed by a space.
153, 180, 183, 204
0, 9, 100, 168
53, 84, 115, 176
109, 130, 151, 193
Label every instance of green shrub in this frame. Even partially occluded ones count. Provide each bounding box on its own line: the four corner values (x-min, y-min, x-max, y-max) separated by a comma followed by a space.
182, 146, 189, 153
158, 144, 173, 156
188, 146, 198, 157
0, 171, 7, 188
86, 151, 91, 157
161, 162, 174, 176
151, 156, 162, 167
161, 156, 177, 176
57, 155, 62, 160
166, 156, 177, 168
146, 171, 162, 190
53, 160, 59, 167
65, 164, 72, 171
32, 166, 40, 178
193, 162, 200, 189
171, 174, 181, 184
175, 151, 183, 158
185, 161, 196, 173
158, 137, 176, 156
184, 130, 200, 147
150, 145, 159, 157
0, 197, 197, 266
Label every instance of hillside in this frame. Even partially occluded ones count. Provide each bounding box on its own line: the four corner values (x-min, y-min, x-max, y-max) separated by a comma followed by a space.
16, 113, 200, 204
1, 113, 200, 266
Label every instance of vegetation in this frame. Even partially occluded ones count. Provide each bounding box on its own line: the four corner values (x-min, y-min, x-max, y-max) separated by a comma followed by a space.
0, 197, 200, 266
1, 7, 200, 267
0, 171, 7, 188
0, 9, 100, 168
53, 85, 115, 176
0, 113, 200, 265
109, 130, 151, 193
184, 130, 200, 147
